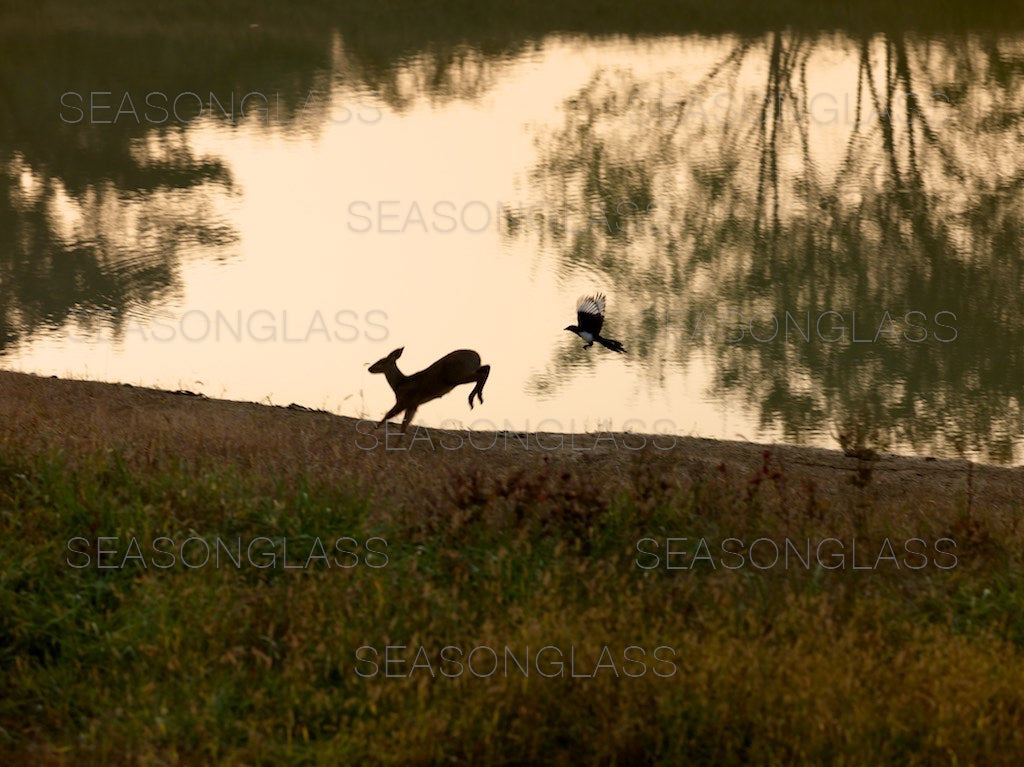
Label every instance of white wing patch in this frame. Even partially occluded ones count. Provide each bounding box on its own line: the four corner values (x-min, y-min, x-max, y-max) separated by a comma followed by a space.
576, 293, 607, 317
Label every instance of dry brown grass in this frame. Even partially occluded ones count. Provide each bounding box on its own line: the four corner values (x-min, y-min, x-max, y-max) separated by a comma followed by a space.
3, 369, 1024, 764
1, 369, 1020, 519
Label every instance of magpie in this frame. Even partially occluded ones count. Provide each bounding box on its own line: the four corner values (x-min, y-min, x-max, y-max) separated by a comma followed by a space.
564, 293, 626, 353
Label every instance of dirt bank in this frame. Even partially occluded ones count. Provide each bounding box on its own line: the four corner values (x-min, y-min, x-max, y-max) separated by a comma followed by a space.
1, 369, 1020, 514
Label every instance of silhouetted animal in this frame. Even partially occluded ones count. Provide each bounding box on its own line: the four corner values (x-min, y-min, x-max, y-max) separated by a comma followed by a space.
369, 347, 490, 431
564, 293, 626, 353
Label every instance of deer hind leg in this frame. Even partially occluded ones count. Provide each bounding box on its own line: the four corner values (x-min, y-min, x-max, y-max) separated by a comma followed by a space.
468, 364, 490, 409
378, 402, 404, 428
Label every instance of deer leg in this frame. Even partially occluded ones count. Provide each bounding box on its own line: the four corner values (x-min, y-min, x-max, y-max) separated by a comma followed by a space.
400, 405, 419, 433
468, 364, 490, 409
378, 402, 404, 428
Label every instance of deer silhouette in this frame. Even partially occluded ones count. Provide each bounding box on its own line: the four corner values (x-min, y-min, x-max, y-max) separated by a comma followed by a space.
368, 347, 490, 432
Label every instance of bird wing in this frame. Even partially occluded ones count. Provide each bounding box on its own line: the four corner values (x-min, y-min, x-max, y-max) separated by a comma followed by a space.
576, 293, 606, 335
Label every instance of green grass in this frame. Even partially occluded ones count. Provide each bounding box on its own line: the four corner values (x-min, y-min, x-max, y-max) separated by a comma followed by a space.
2, 442, 1023, 764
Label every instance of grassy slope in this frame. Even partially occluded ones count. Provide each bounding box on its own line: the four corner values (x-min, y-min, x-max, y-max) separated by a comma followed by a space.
1, 370, 1023, 764
4, 2, 1023, 761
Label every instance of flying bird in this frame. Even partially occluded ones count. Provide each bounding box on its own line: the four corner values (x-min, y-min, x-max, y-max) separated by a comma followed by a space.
564, 293, 626, 353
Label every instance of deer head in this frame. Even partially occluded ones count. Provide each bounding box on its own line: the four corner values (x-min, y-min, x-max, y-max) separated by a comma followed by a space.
368, 347, 403, 374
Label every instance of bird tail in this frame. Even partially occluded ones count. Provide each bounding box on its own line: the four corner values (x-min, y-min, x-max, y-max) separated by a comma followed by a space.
597, 336, 626, 353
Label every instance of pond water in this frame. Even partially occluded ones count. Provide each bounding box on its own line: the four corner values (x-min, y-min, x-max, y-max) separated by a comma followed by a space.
2, 10, 1022, 464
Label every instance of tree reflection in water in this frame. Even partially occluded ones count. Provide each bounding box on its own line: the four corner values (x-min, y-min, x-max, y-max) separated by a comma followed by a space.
518, 33, 1024, 463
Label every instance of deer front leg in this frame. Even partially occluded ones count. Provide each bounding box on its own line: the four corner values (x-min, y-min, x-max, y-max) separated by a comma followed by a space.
378, 402, 404, 428
400, 405, 419, 433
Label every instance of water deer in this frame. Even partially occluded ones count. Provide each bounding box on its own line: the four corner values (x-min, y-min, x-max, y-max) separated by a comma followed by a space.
368, 347, 490, 432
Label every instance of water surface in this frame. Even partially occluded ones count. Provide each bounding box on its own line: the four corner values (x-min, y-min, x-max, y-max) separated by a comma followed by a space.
2, 8, 1022, 464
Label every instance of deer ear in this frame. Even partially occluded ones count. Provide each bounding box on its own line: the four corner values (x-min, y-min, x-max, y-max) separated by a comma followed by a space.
392, 347, 404, 359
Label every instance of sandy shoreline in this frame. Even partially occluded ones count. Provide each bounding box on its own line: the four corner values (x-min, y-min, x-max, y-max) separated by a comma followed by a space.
1, 369, 1021, 513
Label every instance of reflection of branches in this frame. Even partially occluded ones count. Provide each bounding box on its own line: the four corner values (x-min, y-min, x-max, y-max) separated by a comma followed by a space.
0, 24, 289, 352
337, 41, 515, 111
520, 32, 1024, 463
0, 152, 237, 349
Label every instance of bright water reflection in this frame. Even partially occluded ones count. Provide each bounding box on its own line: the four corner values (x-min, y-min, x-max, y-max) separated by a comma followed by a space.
1, 20, 1022, 464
